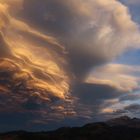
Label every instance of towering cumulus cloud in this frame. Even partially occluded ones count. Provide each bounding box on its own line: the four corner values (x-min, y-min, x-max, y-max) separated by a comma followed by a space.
22, 0, 140, 78
0, 0, 140, 128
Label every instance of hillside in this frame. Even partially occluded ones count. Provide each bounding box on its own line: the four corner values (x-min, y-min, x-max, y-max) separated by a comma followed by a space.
1, 116, 140, 140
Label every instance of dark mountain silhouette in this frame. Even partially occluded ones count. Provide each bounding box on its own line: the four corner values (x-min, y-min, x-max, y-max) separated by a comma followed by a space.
1, 116, 140, 140
107, 116, 140, 128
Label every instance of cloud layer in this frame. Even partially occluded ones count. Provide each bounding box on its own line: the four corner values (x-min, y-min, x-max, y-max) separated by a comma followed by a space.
0, 0, 140, 130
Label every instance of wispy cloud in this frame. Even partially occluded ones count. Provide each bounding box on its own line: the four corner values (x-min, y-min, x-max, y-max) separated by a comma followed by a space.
0, 0, 140, 129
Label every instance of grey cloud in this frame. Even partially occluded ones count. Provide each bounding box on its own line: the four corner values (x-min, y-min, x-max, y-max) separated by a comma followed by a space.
20, 0, 140, 78
73, 83, 123, 104
72, 82, 125, 120
125, 104, 140, 112
112, 104, 140, 117
120, 93, 140, 101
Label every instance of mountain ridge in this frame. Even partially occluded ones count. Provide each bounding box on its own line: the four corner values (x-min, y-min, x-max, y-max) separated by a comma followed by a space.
1, 116, 140, 140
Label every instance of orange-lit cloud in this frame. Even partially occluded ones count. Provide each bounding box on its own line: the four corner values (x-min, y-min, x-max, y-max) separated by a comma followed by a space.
86, 64, 140, 92
0, 1, 75, 123
0, 0, 140, 126
101, 108, 115, 114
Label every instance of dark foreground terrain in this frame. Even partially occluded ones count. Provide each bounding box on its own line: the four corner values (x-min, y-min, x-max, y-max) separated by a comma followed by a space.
1, 116, 140, 140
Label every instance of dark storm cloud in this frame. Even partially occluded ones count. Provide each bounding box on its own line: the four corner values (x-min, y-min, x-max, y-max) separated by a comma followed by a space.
72, 82, 125, 119
73, 83, 122, 104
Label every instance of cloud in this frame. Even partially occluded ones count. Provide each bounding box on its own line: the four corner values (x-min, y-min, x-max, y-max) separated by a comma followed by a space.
86, 64, 140, 92
98, 97, 140, 117
121, 0, 140, 5
120, 93, 140, 101
72, 82, 125, 120
125, 104, 140, 112
101, 108, 115, 114
21, 0, 140, 78
0, 0, 23, 14
0, 1, 74, 125
112, 104, 140, 117
84, 63, 140, 118
0, 0, 140, 129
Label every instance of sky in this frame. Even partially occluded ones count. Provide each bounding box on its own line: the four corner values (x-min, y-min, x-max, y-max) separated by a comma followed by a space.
0, 0, 140, 132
